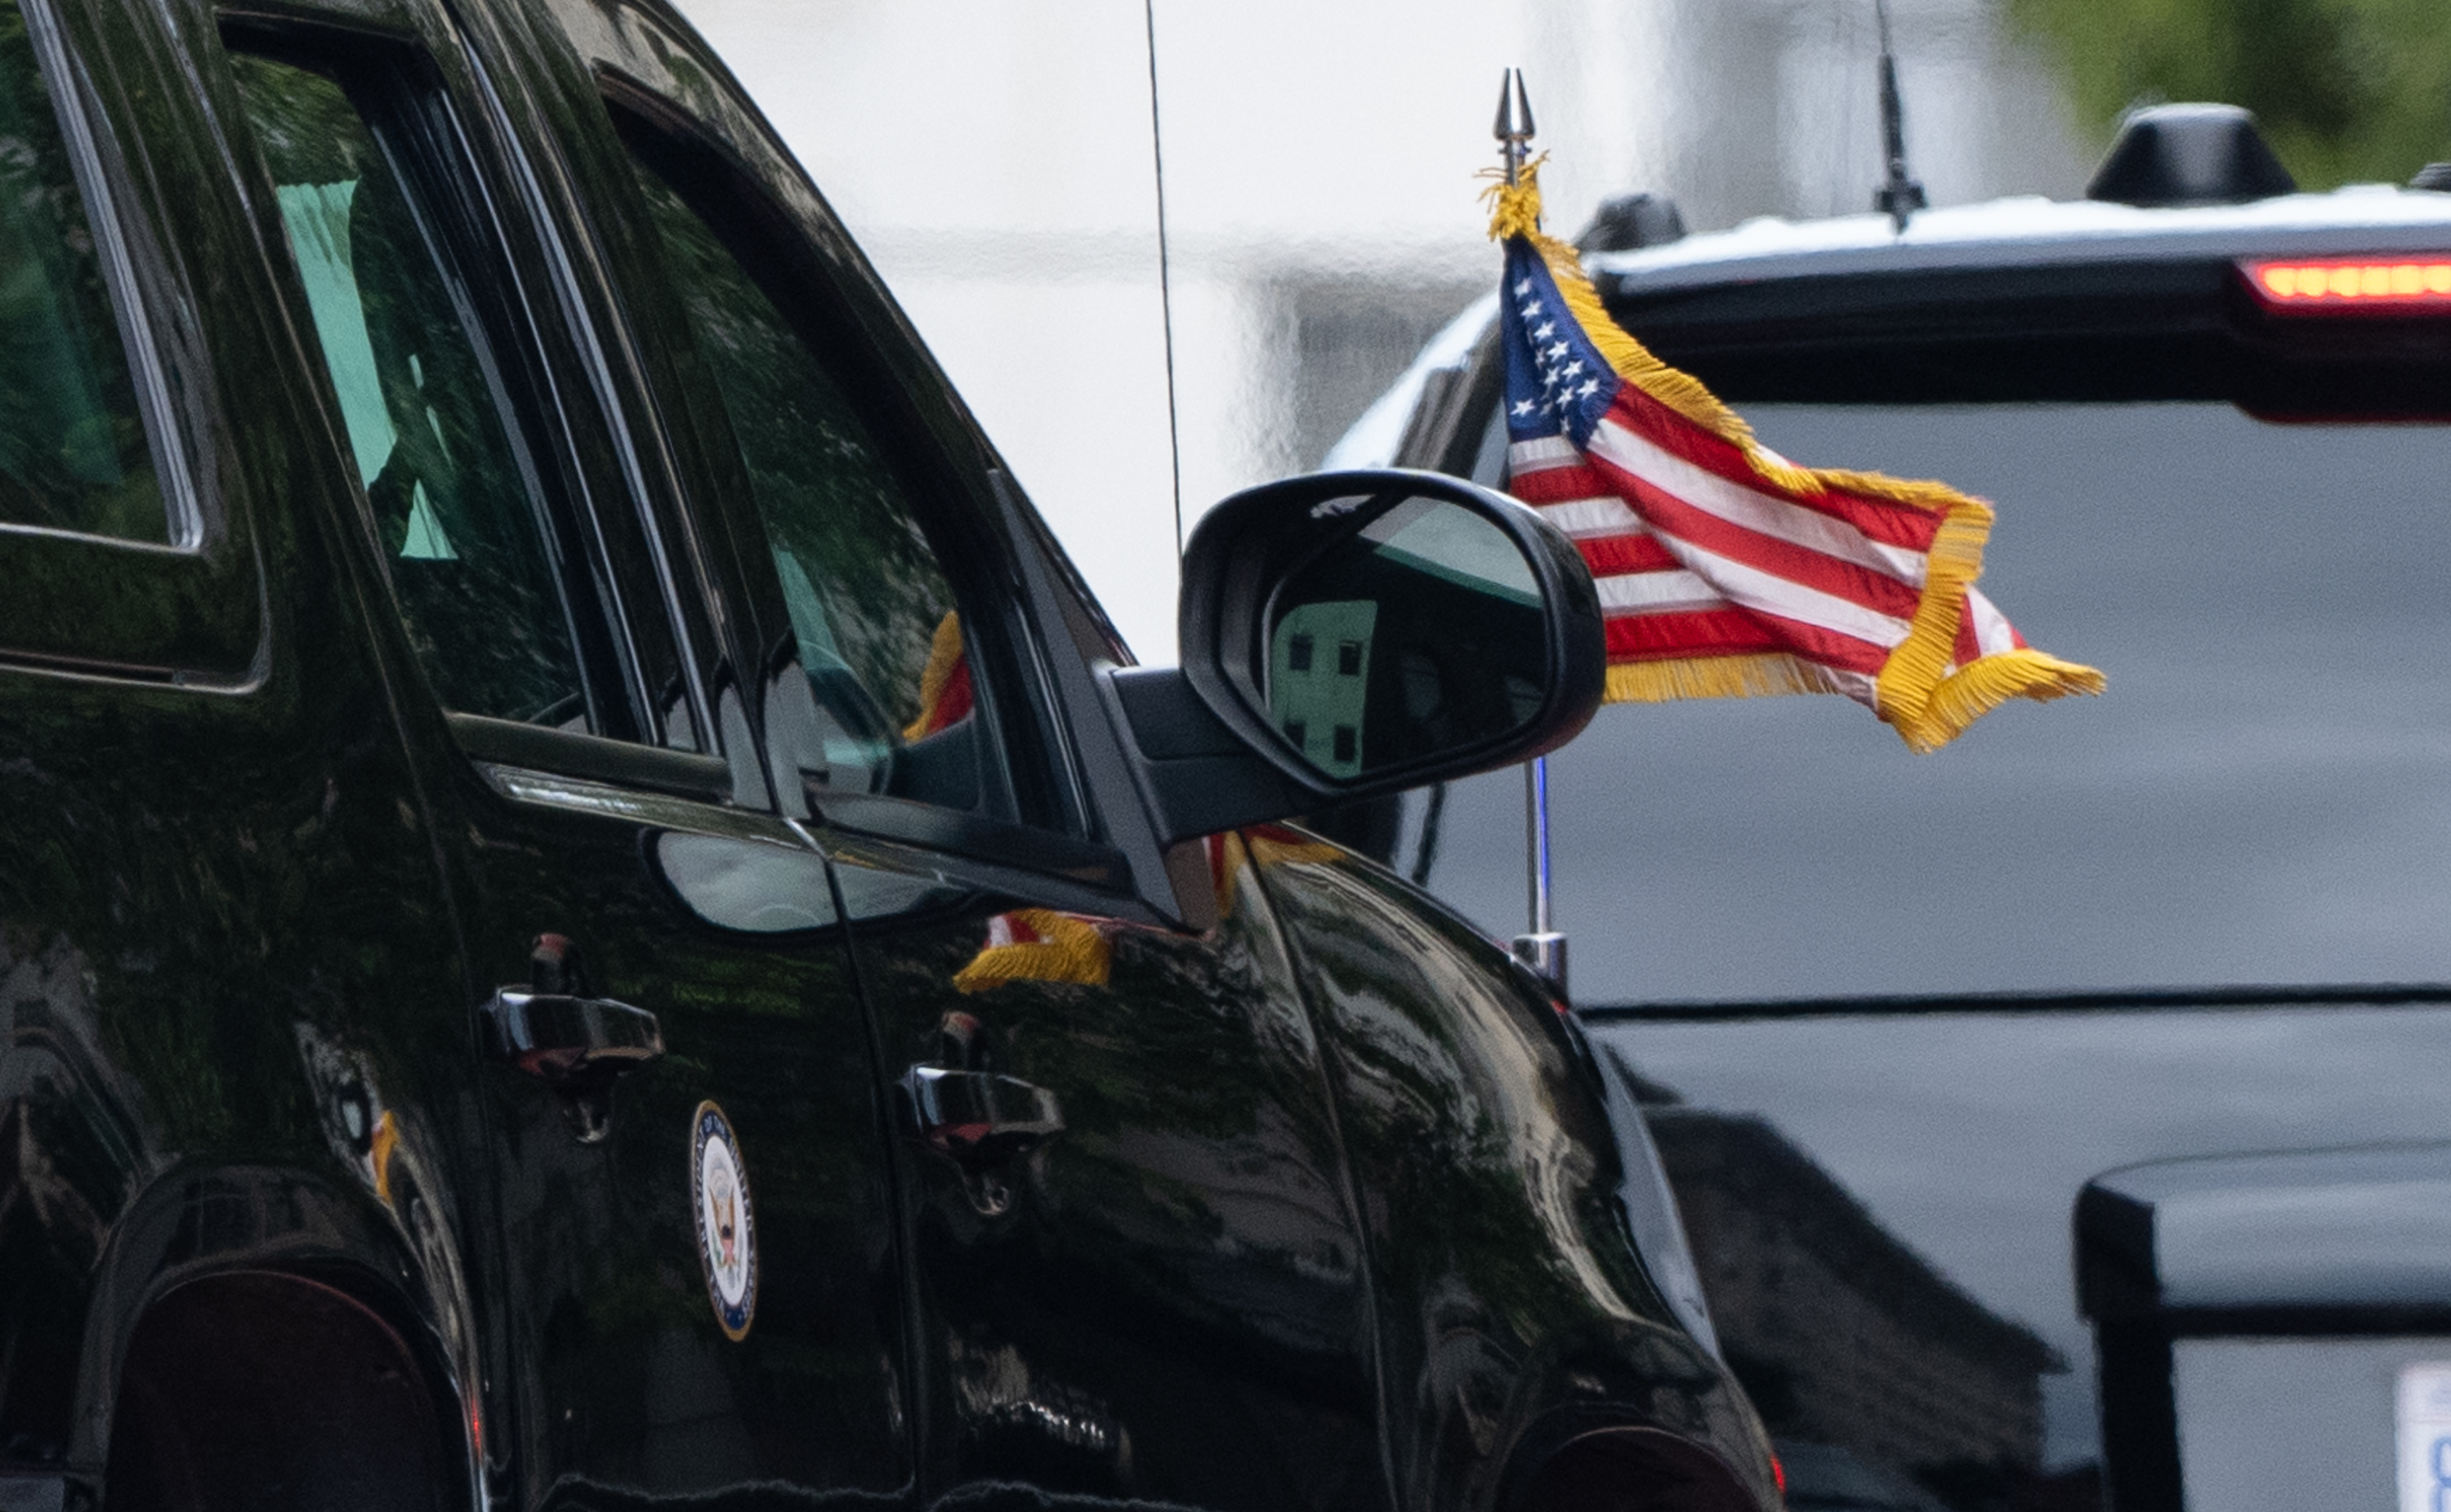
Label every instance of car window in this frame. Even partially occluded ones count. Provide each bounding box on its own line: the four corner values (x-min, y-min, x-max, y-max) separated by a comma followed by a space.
1414, 400, 2451, 1001
0, 0, 165, 543
617, 147, 978, 809
229, 51, 591, 731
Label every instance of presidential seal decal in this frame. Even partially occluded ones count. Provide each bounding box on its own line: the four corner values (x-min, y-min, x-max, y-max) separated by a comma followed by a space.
690, 1101, 757, 1340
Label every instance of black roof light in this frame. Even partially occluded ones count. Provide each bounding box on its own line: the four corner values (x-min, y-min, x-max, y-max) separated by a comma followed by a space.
2085, 103, 2297, 207
2413, 163, 2451, 193
1578, 193, 1686, 253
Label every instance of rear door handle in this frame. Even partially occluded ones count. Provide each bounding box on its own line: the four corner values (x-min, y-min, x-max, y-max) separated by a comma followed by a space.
486, 989, 665, 1082
900, 1065, 1063, 1160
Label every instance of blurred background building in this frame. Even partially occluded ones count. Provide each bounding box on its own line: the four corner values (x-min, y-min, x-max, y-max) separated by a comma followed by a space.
670, 0, 2092, 662
1642, 1095, 2065, 1505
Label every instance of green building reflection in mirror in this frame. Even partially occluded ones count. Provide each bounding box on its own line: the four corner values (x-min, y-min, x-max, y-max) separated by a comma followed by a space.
1262, 496, 1547, 782
1270, 599, 1375, 778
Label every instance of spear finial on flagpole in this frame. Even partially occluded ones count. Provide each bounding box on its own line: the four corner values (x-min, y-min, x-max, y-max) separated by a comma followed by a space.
1871, 0, 1926, 231
1494, 69, 1535, 187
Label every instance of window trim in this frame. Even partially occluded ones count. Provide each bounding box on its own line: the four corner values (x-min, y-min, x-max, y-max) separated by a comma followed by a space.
220, 17, 685, 747
18, 0, 202, 552
590, 78, 1094, 858
447, 711, 730, 805
0, 0, 262, 685
449, 31, 719, 756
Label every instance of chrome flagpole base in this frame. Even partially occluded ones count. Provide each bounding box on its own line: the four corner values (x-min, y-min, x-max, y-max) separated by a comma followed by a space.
1518, 756, 1566, 1001
1511, 931, 1568, 1000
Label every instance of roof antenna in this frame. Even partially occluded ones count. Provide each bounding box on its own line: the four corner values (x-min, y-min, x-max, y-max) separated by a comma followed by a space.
1871, 0, 1926, 230
1144, 0, 1183, 560
1494, 68, 1535, 187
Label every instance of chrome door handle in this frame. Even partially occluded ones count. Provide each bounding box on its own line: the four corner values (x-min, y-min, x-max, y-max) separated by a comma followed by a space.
485, 988, 664, 1082
900, 1064, 1063, 1160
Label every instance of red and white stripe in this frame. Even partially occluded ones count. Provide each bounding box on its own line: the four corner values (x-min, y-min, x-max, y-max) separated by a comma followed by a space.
1509, 385, 2022, 707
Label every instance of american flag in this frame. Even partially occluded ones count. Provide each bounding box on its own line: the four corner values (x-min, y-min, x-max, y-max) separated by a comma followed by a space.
1494, 216, 2101, 752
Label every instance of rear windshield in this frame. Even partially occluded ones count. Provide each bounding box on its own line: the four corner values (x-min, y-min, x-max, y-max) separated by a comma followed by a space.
1417, 399, 2451, 1002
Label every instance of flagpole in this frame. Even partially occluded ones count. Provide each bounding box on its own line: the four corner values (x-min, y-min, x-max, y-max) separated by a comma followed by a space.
1526, 756, 1552, 936
1495, 69, 1568, 999
1143, 0, 1184, 558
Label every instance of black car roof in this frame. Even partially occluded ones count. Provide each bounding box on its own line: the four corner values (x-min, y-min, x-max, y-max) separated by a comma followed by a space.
1553, 188, 2451, 417
1331, 182, 2451, 481
1585, 185, 2451, 292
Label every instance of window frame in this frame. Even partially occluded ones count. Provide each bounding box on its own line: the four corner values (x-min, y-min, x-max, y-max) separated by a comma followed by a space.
0, 0, 261, 685
217, 13, 723, 780
586, 74, 1098, 861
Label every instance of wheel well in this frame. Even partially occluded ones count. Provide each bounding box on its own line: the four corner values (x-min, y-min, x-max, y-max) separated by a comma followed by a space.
101, 1270, 457, 1512
1511, 1426, 1761, 1512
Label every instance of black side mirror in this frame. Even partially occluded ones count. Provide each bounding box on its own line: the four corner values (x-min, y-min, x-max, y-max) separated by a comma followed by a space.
1108, 470, 1605, 845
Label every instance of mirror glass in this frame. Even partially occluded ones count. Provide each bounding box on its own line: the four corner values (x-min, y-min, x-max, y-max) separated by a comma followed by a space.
1262, 496, 1547, 781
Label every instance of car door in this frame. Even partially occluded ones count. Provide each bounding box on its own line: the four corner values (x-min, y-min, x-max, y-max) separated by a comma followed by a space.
214, 11, 912, 1506
551, 13, 1386, 1507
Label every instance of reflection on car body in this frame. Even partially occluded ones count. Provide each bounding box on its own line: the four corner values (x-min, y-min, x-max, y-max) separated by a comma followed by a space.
1346, 105, 2451, 1512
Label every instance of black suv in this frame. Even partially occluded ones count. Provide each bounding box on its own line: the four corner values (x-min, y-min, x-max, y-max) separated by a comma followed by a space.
0, 1, 1779, 1510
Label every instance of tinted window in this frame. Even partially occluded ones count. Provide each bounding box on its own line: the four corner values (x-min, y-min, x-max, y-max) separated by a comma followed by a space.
621, 151, 970, 803
230, 52, 587, 729
1422, 403, 2451, 1001
0, 0, 164, 542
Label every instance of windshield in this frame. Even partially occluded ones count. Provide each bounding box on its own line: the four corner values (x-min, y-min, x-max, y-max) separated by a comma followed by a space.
1419, 399, 2451, 1003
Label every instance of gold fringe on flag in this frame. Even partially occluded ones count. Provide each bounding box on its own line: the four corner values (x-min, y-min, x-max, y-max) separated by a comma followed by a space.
1605, 655, 1848, 706
1485, 166, 2102, 753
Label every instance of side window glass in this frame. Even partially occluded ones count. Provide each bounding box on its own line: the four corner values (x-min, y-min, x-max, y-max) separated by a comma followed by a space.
0, 1, 167, 542
230, 52, 590, 730
619, 152, 977, 810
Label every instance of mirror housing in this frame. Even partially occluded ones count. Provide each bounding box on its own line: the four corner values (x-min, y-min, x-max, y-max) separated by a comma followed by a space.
1110, 470, 1605, 845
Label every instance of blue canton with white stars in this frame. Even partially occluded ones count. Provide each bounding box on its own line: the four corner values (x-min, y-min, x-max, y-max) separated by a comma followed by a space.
1498, 238, 1621, 450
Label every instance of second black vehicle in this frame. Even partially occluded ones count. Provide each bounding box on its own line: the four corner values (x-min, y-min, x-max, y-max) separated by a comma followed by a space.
1342, 102, 2451, 1512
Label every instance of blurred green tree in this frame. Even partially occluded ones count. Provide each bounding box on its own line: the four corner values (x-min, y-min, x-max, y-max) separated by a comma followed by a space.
2003, 0, 2451, 187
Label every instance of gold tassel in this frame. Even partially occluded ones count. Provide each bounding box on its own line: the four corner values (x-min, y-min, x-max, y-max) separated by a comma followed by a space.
1605, 655, 1847, 705
1900, 648, 2108, 755
951, 908, 1113, 993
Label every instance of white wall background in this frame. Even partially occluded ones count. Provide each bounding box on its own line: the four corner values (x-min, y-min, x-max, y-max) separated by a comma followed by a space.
671, 0, 2092, 661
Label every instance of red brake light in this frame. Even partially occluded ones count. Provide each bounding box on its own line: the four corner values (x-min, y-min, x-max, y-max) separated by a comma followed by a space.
2243, 256, 2451, 312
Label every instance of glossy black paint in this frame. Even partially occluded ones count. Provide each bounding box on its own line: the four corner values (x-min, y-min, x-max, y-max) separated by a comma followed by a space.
838, 831, 1384, 1509
0, 2, 1772, 1511
1248, 846, 1770, 1512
